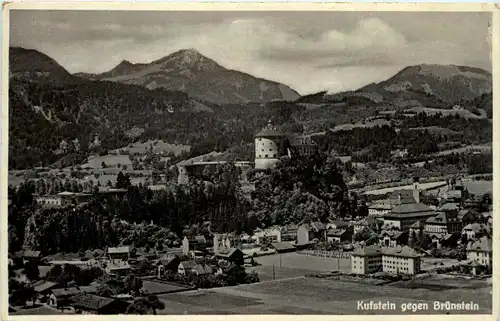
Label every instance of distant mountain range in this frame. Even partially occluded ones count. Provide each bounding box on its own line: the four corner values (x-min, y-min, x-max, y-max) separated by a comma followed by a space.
8, 46, 493, 169
74, 48, 300, 104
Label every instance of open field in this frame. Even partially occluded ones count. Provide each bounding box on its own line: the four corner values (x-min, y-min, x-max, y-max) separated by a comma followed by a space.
364, 181, 447, 195
82, 155, 133, 169
463, 181, 493, 195
330, 118, 391, 132
158, 276, 492, 314
255, 253, 351, 273
110, 140, 190, 156
436, 144, 491, 156
421, 257, 461, 271
382, 107, 488, 119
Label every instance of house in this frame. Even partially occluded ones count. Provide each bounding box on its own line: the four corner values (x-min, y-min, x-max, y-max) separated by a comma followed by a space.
438, 202, 460, 215
182, 235, 207, 255
326, 220, 349, 230
297, 221, 326, 245
215, 248, 244, 265
270, 242, 297, 253
192, 264, 213, 276
327, 227, 353, 243
69, 294, 129, 314
382, 203, 437, 231
424, 212, 462, 236
280, 224, 299, 242
157, 255, 181, 273
15, 250, 42, 263
178, 260, 197, 275
368, 202, 392, 217
408, 220, 425, 236
458, 209, 483, 226
429, 233, 460, 249
461, 223, 490, 241
466, 236, 492, 272
382, 246, 421, 275
49, 287, 86, 308
105, 262, 131, 277
350, 245, 383, 275
213, 233, 237, 253
34, 281, 59, 300
107, 246, 131, 261
379, 230, 408, 247
254, 227, 281, 244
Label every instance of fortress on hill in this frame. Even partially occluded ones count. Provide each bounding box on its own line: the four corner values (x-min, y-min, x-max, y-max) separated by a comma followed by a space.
177, 120, 319, 184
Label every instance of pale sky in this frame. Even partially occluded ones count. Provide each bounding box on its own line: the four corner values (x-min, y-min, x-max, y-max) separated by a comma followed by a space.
10, 11, 491, 95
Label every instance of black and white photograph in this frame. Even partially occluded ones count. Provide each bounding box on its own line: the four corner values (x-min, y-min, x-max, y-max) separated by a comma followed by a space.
4, 4, 495, 316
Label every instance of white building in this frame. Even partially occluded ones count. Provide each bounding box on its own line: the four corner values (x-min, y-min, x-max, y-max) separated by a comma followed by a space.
466, 236, 492, 268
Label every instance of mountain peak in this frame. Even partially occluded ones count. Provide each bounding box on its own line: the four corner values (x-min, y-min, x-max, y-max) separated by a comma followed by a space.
118, 59, 134, 67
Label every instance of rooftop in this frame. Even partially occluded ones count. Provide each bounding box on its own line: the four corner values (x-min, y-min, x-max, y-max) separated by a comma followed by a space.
255, 120, 286, 138
107, 246, 131, 254
351, 245, 383, 257
467, 236, 492, 252
69, 294, 116, 311
382, 246, 420, 258
385, 203, 437, 218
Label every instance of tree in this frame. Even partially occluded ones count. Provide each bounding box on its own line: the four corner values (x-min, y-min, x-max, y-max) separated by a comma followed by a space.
146, 295, 165, 315
116, 172, 131, 189
126, 298, 150, 315
125, 275, 143, 296
9, 281, 36, 306
101, 161, 107, 168
421, 233, 432, 250
24, 261, 40, 281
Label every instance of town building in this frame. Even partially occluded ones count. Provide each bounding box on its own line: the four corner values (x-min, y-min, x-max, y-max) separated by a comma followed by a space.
350, 245, 383, 275
34, 192, 93, 208
297, 221, 327, 245
254, 227, 281, 244
156, 255, 181, 277
280, 224, 299, 242
213, 233, 238, 254
458, 209, 483, 226
368, 202, 392, 217
429, 233, 460, 249
461, 223, 491, 241
69, 294, 129, 314
382, 246, 422, 275
379, 230, 408, 247
254, 119, 318, 170
215, 248, 244, 266
105, 262, 131, 277
182, 235, 207, 256
107, 246, 131, 261
408, 220, 425, 237
178, 260, 197, 275
351, 245, 422, 275
424, 212, 462, 236
327, 227, 353, 243
192, 263, 213, 276
326, 220, 350, 230
382, 203, 437, 231
466, 236, 492, 270
14, 250, 42, 263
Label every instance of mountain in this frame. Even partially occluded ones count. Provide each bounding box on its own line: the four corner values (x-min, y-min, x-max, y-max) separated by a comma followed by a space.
9, 47, 83, 84
359, 64, 492, 104
75, 49, 300, 104
75, 60, 148, 80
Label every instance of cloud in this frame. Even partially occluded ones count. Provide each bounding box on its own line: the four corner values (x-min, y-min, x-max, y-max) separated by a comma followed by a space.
9, 11, 491, 95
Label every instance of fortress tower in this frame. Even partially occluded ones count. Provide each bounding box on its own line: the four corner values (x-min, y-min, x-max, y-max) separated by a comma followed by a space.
254, 119, 289, 170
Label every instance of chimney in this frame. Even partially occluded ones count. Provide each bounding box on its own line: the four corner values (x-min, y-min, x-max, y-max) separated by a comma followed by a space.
213, 234, 219, 254
413, 183, 420, 204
